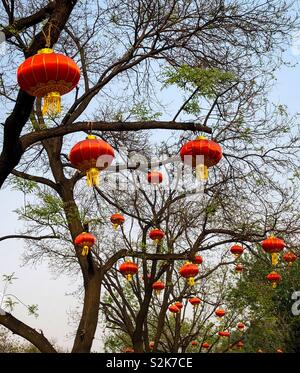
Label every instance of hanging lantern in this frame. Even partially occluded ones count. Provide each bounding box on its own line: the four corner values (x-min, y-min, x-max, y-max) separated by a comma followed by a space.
189, 297, 201, 307
149, 341, 155, 349
17, 48, 80, 115
215, 308, 226, 319
235, 263, 243, 274
237, 322, 245, 330
193, 255, 203, 265
283, 252, 297, 266
110, 213, 125, 230
218, 331, 230, 338
180, 136, 222, 180
119, 260, 138, 281
237, 341, 244, 349
174, 301, 183, 310
230, 244, 244, 257
147, 170, 163, 185
123, 347, 135, 353
191, 341, 198, 347
69, 135, 115, 187
266, 271, 282, 288
179, 262, 199, 286
74, 232, 96, 256
152, 280, 165, 294
149, 228, 165, 244
202, 342, 210, 349
262, 236, 285, 266
168, 304, 180, 315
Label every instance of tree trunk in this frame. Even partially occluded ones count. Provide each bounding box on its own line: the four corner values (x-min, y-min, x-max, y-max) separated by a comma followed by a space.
71, 271, 102, 352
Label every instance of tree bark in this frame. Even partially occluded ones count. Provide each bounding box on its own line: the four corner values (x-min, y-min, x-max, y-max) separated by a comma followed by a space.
0, 312, 56, 353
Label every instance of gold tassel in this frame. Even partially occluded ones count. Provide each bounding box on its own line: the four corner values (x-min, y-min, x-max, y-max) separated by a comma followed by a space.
271, 253, 279, 266
86, 168, 100, 187
81, 245, 89, 256
126, 274, 132, 282
272, 282, 277, 289
42, 92, 61, 116
195, 164, 208, 180
187, 277, 195, 286
113, 224, 118, 230
289, 262, 293, 267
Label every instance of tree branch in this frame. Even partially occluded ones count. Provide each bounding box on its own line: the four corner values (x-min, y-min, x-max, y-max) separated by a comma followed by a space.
0, 311, 57, 353
0, 234, 59, 242
21, 121, 212, 149
1, 1, 56, 40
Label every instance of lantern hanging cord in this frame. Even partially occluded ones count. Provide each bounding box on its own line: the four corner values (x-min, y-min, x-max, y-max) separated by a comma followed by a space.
42, 23, 52, 49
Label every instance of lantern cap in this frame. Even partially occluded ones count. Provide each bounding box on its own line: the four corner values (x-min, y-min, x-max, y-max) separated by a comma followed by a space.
37, 48, 53, 55
86, 134, 96, 140
196, 135, 206, 140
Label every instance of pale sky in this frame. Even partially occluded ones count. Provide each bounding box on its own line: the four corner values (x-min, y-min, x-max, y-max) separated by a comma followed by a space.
0, 39, 300, 351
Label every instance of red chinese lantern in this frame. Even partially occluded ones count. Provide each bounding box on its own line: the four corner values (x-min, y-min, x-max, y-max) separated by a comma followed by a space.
283, 252, 297, 266
202, 342, 210, 349
123, 347, 134, 353
174, 301, 183, 310
237, 322, 245, 330
189, 297, 201, 307
149, 228, 165, 243
168, 304, 180, 315
266, 271, 282, 288
218, 331, 230, 338
180, 136, 222, 180
110, 213, 125, 230
69, 135, 115, 187
147, 170, 163, 185
235, 264, 243, 273
152, 280, 165, 293
262, 236, 285, 266
230, 244, 244, 257
179, 262, 199, 286
191, 341, 198, 347
215, 308, 226, 319
74, 232, 96, 256
17, 48, 80, 115
193, 255, 203, 265
149, 341, 155, 349
237, 341, 244, 349
119, 260, 138, 281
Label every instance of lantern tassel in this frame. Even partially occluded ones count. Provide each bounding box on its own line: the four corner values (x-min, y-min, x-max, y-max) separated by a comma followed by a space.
195, 164, 208, 181
187, 277, 195, 286
86, 168, 100, 187
126, 274, 133, 282
42, 92, 61, 116
272, 282, 277, 289
271, 253, 279, 266
81, 245, 89, 256
113, 223, 118, 230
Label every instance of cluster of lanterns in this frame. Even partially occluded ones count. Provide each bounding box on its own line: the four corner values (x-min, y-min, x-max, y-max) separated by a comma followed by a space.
19, 49, 298, 354
230, 244, 244, 275
262, 236, 297, 288
229, 237, 298, 289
